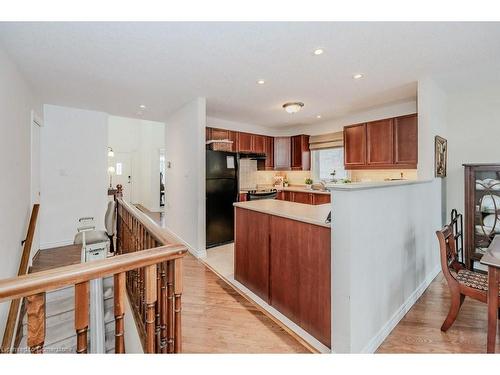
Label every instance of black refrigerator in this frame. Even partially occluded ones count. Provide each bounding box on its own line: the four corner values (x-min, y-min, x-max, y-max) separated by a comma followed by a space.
206, 150, 238, 248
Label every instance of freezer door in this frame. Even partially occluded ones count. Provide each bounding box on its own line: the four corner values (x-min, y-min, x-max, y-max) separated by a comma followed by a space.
206, 150, 237, 179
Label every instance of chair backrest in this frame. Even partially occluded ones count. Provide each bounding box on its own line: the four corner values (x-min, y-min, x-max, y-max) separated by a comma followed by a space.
436, 225, 463, 279
105, 200, 116, 236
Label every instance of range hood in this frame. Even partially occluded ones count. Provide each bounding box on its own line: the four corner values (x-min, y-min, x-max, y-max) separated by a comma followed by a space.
238, 152, 266, 160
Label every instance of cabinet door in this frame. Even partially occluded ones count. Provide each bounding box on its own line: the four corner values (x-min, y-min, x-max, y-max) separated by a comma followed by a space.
344, 123, 366, 167
394, 114, 418, 167
291, 135, 311, 171
253, 134, 266, 154
264, 136, 274, 170
366, 119, 394, 166
270, 216, 331, 347
238, 132, 254, 153
234, 208, 270, 302
274, 137, 291, 170
312, 194, 331, 205
292, 192, 313, 204
207, 127, 238, 152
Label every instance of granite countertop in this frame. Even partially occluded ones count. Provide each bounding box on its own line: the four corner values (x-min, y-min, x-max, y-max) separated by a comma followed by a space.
233, 200, 331, 228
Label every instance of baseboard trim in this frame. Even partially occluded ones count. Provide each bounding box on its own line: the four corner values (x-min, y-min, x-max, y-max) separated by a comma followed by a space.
164, 227, 207, 259
40, 239, 74, 250
360, 264, 441, 353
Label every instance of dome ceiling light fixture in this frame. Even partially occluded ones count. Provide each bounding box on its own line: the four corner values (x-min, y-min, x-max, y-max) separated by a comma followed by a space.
282, 102, 304, 114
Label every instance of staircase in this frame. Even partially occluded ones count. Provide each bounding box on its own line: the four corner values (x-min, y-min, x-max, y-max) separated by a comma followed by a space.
16, 277, 116, 353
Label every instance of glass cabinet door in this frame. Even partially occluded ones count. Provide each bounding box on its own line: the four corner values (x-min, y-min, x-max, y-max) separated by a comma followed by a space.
473, 169, 500, 257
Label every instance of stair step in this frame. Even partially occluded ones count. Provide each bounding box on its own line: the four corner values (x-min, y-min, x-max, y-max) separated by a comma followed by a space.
17, 325, 116, 354
22, 286, 114, 327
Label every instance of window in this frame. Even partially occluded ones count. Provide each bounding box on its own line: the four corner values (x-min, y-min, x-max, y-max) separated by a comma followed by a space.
116, 162, 123, 176
312, 148, 348, 181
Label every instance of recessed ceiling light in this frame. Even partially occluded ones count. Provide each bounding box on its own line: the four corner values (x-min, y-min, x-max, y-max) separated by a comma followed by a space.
257, 79, 265, 85
282, 102, 304, 114
313, 48, 324, 55
316, 115, 322, 119
139, 104, 146, 109
353, 73, 364, 80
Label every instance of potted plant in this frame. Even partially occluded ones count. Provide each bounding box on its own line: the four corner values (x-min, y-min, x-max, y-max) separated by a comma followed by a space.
305, 178, 313, 189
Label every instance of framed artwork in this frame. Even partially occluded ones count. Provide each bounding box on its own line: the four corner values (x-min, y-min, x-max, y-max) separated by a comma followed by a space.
435, 135, 447, 177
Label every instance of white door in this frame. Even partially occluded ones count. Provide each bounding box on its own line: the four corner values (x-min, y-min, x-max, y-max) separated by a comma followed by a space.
112, 152, 134, 203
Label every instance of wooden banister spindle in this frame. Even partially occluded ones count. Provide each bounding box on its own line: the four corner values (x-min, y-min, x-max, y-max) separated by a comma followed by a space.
174, 258, 183, 353
145, 264, 157, 353
74, 282, 89, 354
26, 293, 45, 353
167, 260, 174, 353
160, 262, 168, 353
114, 272, 126, 353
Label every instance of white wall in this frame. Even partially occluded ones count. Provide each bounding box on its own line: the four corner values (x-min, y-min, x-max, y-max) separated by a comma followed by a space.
331, 180, 442, 353
165, 98, 207, 257
40, 105, 108, 249
445, 84, 500, 217
0, 46, 41, 337
108, 116, 165, 212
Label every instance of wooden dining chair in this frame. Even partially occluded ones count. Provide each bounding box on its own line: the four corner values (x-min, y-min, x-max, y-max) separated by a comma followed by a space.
436, 224, 500, 331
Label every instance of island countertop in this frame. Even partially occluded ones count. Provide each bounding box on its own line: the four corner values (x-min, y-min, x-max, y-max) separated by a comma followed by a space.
233, 199, 331, 228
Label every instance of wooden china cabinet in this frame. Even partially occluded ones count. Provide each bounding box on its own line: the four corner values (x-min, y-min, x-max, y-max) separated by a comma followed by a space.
464, 163, 500, 270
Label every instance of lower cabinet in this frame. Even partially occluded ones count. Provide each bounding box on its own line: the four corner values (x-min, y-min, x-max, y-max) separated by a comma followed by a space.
234, 209, 270, 302
234, 207, 331, 348
277, 191, 331, 205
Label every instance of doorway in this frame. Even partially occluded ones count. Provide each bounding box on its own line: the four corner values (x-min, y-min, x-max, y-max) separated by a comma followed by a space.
30, 111, 42, 256
111, 152, 134, 203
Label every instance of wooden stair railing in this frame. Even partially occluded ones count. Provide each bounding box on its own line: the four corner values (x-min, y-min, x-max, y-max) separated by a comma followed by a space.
1, 204, 39, 353
115, 197, 186, 353
0, 245, 187, 354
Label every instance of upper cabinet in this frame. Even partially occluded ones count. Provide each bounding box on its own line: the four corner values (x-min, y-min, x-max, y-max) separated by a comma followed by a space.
206, 127, 239, 152
394, 114, 418, 167
344, 123, 367, 167
206, 127, 311, 171
344, 113, 417, 170
264, 136, 274, 170
237, 132, 254, 153
366, 118, 394, 166
291, 135, 311, 171
274, 137, 291, 170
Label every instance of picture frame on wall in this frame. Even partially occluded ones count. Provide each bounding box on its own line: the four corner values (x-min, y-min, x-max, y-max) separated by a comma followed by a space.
435, 135, 447, 177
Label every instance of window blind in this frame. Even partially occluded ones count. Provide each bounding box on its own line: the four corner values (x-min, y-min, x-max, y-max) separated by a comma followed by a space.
309, 131, 343, 150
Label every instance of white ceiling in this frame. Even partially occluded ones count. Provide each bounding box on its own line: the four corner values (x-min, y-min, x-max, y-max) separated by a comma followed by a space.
0, 22, 499, 128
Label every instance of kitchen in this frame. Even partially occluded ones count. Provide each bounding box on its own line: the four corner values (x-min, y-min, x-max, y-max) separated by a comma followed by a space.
204, 111, 418, 352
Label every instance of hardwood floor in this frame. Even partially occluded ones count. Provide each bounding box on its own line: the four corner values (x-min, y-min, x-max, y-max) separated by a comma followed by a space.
31, 245, 309, 353
378, 272, 500, 353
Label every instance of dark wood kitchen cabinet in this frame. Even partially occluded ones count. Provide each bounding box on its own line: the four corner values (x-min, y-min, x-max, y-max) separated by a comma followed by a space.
344, 123, 367, 168
344, 114, 418, 169
291, 135, 311, 171
264, 136, 274, 170
253, 134, 266, 154
274, 137, 291, 170
206, 127, 239, 152
237, 132, 254, 153
269, 215, 331, 347
234, 208, 270, 302
394, 114, 418, 168
366, 118, 394, 166
234, 206, 331, 347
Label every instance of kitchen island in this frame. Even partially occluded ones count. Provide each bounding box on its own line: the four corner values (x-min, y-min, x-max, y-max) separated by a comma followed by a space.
233, 199, 331, 348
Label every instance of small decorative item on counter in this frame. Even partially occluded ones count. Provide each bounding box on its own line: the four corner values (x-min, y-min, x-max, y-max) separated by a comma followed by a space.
340, 178, 352, 184
330, 170, 337, 183
283, 178, 289, 187
305, 178, 313, 189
